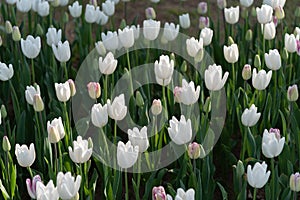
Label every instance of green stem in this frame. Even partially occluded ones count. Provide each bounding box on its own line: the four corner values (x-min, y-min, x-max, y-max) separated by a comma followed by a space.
104, 75, 108, 102
253, 188, 257, 200
232, 62, 236, 90
27, 167, 33, 178
58, 141, 63, 171
126, 50, 133, 95
262, 25, 265, 69
162, 86, 168, 119
53, 143, 58, 174
31, 59, 35, 83
9, 80, 20, 120
62, 62, 68, 81
241, 126, 248, 161
28, 11, 32, 34
63, 102, 71, 146
80, 164, 84, 198
125, 169, 129, 200
271, 158, 275, 200
136, 156, 141, 200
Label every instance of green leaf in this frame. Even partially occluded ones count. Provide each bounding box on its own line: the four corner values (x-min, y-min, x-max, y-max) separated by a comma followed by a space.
10, 165, 16, 198
217, 182, 228, 200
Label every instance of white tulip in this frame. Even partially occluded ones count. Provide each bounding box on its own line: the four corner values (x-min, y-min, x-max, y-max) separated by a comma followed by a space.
57, 172, 81, 200
175, 79, 200, 105
118, 27, 134, 48
55, 81, 71, 102
256, 4, 273, 24
128, 126, 149, 152
163, 22, 179, 42
102, 0, 115, 16
263, 0, 286, 9
154, 55, 174, 81
264, 49, 281, 70
102, 31, 119, 51
46, 27, 62, 46
174, 188, 195, 200
131, 24, 140, 40
107, 94, 127, 121
36, 180, 59, 200
52, 41, 71, 62
167, 115, 192, 145
6, 0, 17, 5
247, 161, 271, 188
96, 10, 109, 25
47, 117, 65, 143
224, 6, 240, 24
186, 37, 203, 58
16, 0, 31, 13
285, 33, 297, 53
59, 0, 69, 6
240, 0, 253, 8
241, 104, 261, 127
31, 0, 41, 12
200, 27, 213, 46
263, 22, 276, 40
95, 41, 107, 56
0, 62, 14, 81
155, 76, 172, 86
223, 43, 239, 63
68, 1, 82, 18
85, 4, 100, 23
151, 99, 162, 115
179, 13, 190, 29
99, 52, 118, 75
21, 35, 41, 59
37, 1, 49, 17
15, 143, 36, 167
204, 64, 229, 91
91, 103, 108, 128
262, 128, 285, 158
25, 85, 41, 105
252, 68, 272, 90
143, 19, 161, 41
69, 136, 93, 163
117, 141, 139, 169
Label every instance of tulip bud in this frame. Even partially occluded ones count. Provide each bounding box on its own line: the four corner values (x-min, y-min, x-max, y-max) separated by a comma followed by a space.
251, 7, 256, 17
87, 82, 101, 99
88, 137, 93, 149
48, 126, 60, 143
151, 99, 162, 115
188, 142, 201, 159
282, 48, 289, 60
245, 29, 253, 41
217, 0, 226, 10
5, 21, 13, 34
199, 16, 209, 29
295, 7, 300, 18
287, 85, 299, 102
35, 24, 44, 36
275, 6, 285, 20
203, 97, 211, 113
254, 54, 261, 68
242, 64, 252, 80
33, 95, 44, 112
194, 49, 204, 62
236, 160, 245, 178
145, 7, 156, 19
290, 172, 300, 192
51, 0, 60, 7
241, 8, 248, 19
2, 136, 11, 152
135, 91, 144, 107
1, 105, 7, 119
197, 2, 207, 14
12, 26, 21, 42
68, 79, 76, 96
170, 53, 175, 63
228, 36, 235, 45
181, 60, 187, 72
63, 12, 69, 24
119, 19, 127, 29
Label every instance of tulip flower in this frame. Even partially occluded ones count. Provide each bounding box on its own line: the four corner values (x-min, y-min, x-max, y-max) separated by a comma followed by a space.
247, 161, 271, 188
87, 82, 101, 99
152, 186, 167, 200
97, 10, 109, 25
143, 19, 161, 41
37, 1, 49, 17
55, 81, 71, 102
52, 41, 71, 63
198, 16, 210, 29
262, 128, 285, 158
69, 136, 93, 163
16, 0, 31, 13
179, 13, 190, 29
163, 22, 179, 42
287, 84, 299, 102
290, 172, 300, 192
151, 99, 162, 115
36, 180, 59, 200
26, 175, 42, 199
5, 21, 13, 34
263, 0, 286, 9
242, 64, 252, 80
204, 64, 229, 91
285, 33, 297, 53
118, 27, 134, 49
200, 27, 213, 46
241, 104, 261, 127
252, 68, 272, 90
98, 52, 118, 75
265, 49, 281, 70
131, 24, 140, 40
15, 143, 36, 167
167, 115, 192, 145
95, 41, 107, 56
47, 117, 65, 143
107, 94, 127, 121
174, 79, 200, 105
145, 7, 156, 19
68, 79, 76, 97
101, 31, 119, 51
33, 94, 44, 112
2, 136, 11, 152
240, 0, 253, 8
0, 62, 14, 81
186, 37, 203, 58
188, 142, 205, 159
197, 2, 207, 14
102, 0, 115, 16
68, 1, 82, 18
6, 0, 17, 5
275, 6, 285, 20
223, 43, 239, 63
59, 0, 69, 6
256, 4, 273, 24
46, 27, 62, 46
21, 35, 41, 59
91, 103, 108, 128
224, 6, 240, 24
57, 172, 81, 200
154, 55, 174, 86
128, 126, 149, 153
172, 188, 195, 200
85, 4, 100, 23
217, 0, 226, 9
12, 26, 20, 42
263, 21, 276, 40
117, 141, 139, 169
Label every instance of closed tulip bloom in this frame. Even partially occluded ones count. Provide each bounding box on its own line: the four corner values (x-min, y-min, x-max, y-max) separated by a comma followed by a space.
275, 6, 285, 19
68, 79, 76, 97
33, 94, 44, 112
262, 128, 285, 158
285, 33, 297, 53
252, 68, 272, 90
85, 4, 100, 23
15, 143, 36, 167
102, 0, 115, 16
256, 5, 273, 24
107, 94, 127, 121
69, 136, 93, 163
128, 126, 149, 152
188, 142, 204, 159
175, 79, 200, 105
263, 0, 286, 9
36, 180, 59, 200
174, 188, 195, 200
68, 1, 82, 18
179, 13, 190, 29
57, 172, 81, 200
55, 81, 71, 102
265, 49, 281, 70
21, 35, 41, 59
47, 117, 65, 143
87, 82, 101, 99
97, 10, 109, 25
151, 99, 162, 115
117, 141, 139, 168
163, 22, 179, 42
46, 27, 62, 46
145, 7, 156, 19
59, 0, 69, 6
290, 173, 300, 192
154, 55, 174, 81
152, 186, 167, 200
263, 22, 276, 40
91, 103, 108, 128
198, 16, 210, 29
242, 64, 252, 80
16, 0, 31, 13
37, 1, 49, 17
204, 64, 229, 91
287, 85, 299, 102
95, 41, 107, 56
168, 115, 192, 145
217, 0, 227, 9
118, 27, 134, 48
247, 161, 270, 188
12, 26, 21, 42
224, 6, 240, 24
52, 41, 71, 62
186, 37, 203, 58
223, 43, 239, 63
241, 104, 261, 127
131, 25, 140, 40
0, 62, 14, 81
143, 19, 161, 41
240, 0, 253, 8
26, 175, 41, 199
25, 85, 41, 105
99, 52, 118, 75
5, 21, 13, 34
197, 2, 207, 14
101, 31, 119, 51
200, 27, 213, 46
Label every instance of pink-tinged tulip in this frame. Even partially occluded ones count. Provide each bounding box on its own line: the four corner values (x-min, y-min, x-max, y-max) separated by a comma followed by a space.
151, 99, 162, 115
262, 128, 285, 158
198, 16, 210, 29
290, 172, 300, 192
287, 84, 299, 102
26, 175, 42, 199
197, 2, 207, 14
87, 82, 101, 99
152, 186, 167, 200
242, 64, 252, 80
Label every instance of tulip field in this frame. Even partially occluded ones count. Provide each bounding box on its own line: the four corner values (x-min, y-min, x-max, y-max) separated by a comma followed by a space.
1, 0, 300, 199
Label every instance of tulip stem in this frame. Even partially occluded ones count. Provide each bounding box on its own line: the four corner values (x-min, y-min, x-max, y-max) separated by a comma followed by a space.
253, 188, 257, 200
232, 63, 236, 87
104, 75, 108, 102
34, 111, 43, 168
126, 50, 133, 96
162, 85, 168, 119
64, 102, 72, 145
271, 158, 275, 200
27, 167, 33, 178
262, 25, 265, 69
293, 191, 297, 200
136, 156, 141, 200
125, 169, 129, 200
53, 143, 58, 174
31, 58, 35, 83
241, 126, 248, 161
9, 80, 20, 120
62, 62, 68, 81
